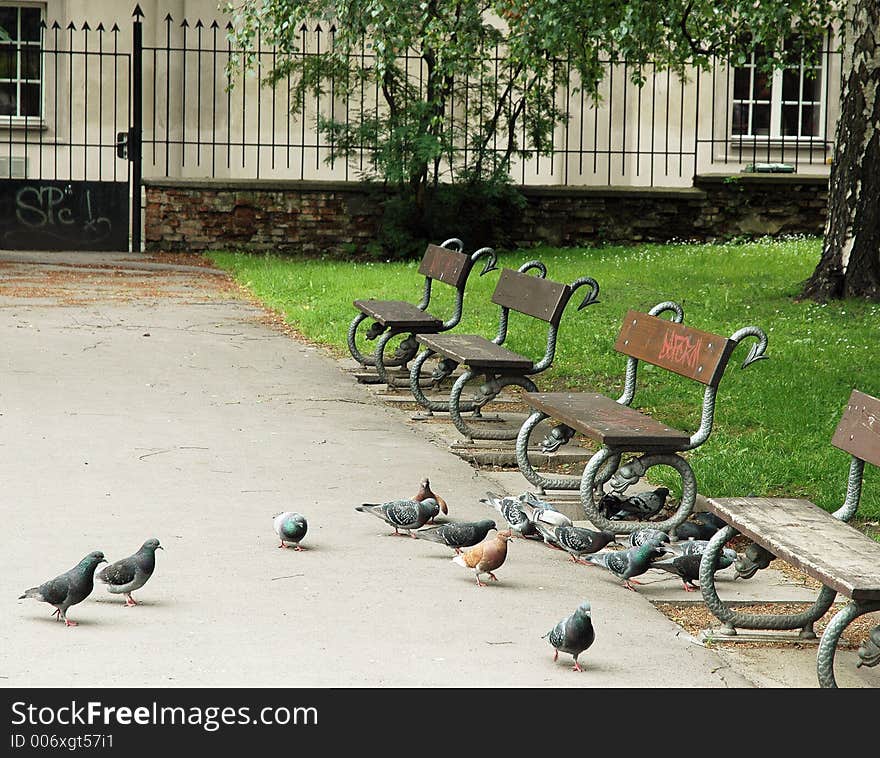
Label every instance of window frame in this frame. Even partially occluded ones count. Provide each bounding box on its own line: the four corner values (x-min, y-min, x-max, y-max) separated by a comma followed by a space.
0, 2, 45, 125
729, 36, 828, 144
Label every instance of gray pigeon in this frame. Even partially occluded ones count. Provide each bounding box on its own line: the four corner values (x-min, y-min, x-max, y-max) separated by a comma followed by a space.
585, 543, 669, 590
650, 547, 737, 591
599, 487, 670, 520
629, 528, 671, 547
480, 491, 537, 539
273, 512, 308, 550
518, 499, 573, 529
543, 600, 596, 672
19, 550, 107, 626
413, 519, 497, 553
673, 512, 727, 541
533, 522, 617, 564
355, 497, 439, 537
97, 539, 163, 606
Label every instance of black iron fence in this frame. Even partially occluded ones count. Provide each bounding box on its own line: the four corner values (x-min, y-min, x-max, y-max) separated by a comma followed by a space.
0, 7, 840, 249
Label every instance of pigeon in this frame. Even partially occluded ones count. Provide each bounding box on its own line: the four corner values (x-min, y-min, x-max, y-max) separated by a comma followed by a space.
673, 512, 726, 541
598, 487, 670, 520
19, 551, 107, 626
518, 499, 573, 530
543, 601, 595, 672
667, 539, 712, 557
414, 477, 448, 522
452, 530, 512, 586
355, 497, 439, 537
650, 546, 738, 591
629, 528, 671, 547
413, 519, 497, 553
585, 543, 669, 590
273, 512, 308, 551
533, 522, 617, 564
480, 491, 537, 539
97, 539, 164, 606
857, 625, 880, 669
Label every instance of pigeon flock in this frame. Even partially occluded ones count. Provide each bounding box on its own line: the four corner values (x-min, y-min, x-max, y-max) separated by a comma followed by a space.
18, 472, 741, 675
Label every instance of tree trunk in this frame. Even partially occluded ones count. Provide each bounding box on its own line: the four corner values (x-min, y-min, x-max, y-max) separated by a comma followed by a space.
802, 0, 880, 301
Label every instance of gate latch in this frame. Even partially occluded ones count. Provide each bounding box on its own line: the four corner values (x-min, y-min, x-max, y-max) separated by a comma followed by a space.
116, 130, 129, 160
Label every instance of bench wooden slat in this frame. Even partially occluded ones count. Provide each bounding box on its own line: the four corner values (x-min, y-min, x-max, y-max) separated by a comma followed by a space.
417, 333, 533, 370
417, 244, 470, 288
704, 496, 880, 602
831, 389, 880, 468
614, 310, 737, 386
353, 299, 443, 330
523, 391, 691, 449
491, 268, 571, 324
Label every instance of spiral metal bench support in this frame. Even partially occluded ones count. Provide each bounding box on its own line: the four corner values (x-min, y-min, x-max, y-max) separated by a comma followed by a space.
699, 389, 880, 688
515, 301, 768, 535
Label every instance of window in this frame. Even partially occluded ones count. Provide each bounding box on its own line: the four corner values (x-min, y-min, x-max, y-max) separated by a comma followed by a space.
731, 37, 824, 139
0, 5, 42, 117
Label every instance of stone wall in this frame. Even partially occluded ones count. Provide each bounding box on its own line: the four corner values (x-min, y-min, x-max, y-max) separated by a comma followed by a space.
143, 175, 828, 254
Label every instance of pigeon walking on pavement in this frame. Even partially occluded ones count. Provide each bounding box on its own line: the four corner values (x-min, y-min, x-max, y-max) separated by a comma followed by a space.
598, 487, 670, 520
650, 546, 738, 591
533, 522, 617, 564
19, 551, 107, 626
585, 543, 669, 590
543, 601, 595, 672
273, 512, 308, 551
413, 519, 497, 553
480, 491, 537, 539
414, 477, 448, 522
355, 497, 439, 537
452, 530, 512, 586
97, 539, 164, 606
629, 527, 671, 547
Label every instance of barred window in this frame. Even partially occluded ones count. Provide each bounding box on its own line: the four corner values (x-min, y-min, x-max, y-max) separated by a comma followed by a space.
0, 4, 43, 117
731, 37, 824, 139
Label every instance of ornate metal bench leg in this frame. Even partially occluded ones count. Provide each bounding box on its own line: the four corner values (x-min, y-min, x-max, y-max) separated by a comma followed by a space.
817, 601, 880, 688
700, 527, 838, 638
347, 312, 376, 367
449, 371, 537, 442
373, 329, 397, 386
517, 411, 576, 493
410, 349, 478, 414
579, 452, 697, 536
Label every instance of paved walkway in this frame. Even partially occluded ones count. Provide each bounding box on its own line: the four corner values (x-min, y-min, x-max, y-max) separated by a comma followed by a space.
1, 251, 877, 688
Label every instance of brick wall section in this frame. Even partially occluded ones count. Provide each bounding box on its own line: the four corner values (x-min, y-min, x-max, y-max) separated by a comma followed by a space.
143, 175, 828, 253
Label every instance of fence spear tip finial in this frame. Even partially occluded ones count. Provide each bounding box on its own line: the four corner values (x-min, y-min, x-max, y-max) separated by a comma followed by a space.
111, 23, 120, 32
132, 4, 144, 19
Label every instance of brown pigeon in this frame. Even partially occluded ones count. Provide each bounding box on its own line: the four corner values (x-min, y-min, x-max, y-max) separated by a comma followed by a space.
414, 477, 448, 522
452, 530, 511, 586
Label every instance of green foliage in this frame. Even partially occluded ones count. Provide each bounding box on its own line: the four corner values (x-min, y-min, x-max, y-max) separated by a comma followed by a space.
207, 236, 880, 522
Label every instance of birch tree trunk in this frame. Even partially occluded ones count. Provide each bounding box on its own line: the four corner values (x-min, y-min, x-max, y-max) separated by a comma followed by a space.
802, 0, 880, 301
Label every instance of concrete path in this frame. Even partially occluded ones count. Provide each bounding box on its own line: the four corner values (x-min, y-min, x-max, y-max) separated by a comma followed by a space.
1, 251, 877, 688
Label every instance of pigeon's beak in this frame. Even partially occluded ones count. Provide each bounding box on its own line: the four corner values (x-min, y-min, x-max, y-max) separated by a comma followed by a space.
157, 546, 164, 550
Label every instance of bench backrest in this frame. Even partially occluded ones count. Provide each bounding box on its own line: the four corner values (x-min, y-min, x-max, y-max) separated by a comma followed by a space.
613, 309, 737, 387
417, 244, 471, 288
831, 389, 880, 468
490, 268, 572, 325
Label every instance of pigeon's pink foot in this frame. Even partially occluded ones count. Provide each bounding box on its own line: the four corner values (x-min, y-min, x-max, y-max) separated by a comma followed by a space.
553, 650, 559, 662
488, 572, 499, 581
124, 595, 137, 607
572, 661, 583, 672
629, 578, 643, 585
682, 583, 697, 592
64, 619, 78, 627
51, 609, 61, 619
293, 545, 303, 552
623, 581, 639, 591
278, 542, 286, 548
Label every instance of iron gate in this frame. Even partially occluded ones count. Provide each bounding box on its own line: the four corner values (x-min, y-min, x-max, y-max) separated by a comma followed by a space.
0, 6, 137, 251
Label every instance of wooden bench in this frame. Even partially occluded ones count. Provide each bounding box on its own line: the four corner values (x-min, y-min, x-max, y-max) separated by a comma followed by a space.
407, 262, 600, 442
514, 301, 769, 538
347, 239, 497, 385
698, 388, 880, 688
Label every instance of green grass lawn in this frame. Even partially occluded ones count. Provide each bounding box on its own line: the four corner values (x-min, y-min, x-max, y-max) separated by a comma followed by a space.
207, 237, 880, 527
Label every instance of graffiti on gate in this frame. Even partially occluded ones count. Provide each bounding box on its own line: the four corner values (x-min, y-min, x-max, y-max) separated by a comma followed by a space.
1, 180, 129, 251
